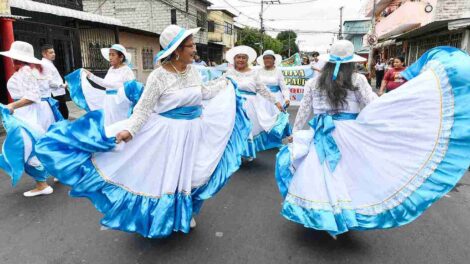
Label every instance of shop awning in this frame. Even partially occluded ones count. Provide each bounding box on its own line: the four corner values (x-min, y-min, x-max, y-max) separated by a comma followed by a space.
10, 0, 122, 26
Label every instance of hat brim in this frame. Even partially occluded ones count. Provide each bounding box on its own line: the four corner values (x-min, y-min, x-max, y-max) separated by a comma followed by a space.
226, 46, 257, 65
256, 53, 282, 66
156, 27, 201, 62
0, 50, 42, 64
318, 54, 366, 63
101, 48, 132, 64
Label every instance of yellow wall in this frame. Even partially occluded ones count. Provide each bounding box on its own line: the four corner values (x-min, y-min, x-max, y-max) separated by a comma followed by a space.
207, 10, 235, 49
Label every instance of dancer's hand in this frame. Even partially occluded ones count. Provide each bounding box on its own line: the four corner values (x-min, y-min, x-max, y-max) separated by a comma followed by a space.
275, 102, 285, 113
378, 90, 385, 96
83, 69, 92, 78
287, 136, 293, 143
284, 100, 290, 108
115, 130, 133, 143
6, 104, 14, 114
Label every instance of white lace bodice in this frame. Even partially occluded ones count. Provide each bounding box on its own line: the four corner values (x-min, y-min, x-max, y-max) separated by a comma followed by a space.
257, 67, 290, 101
39, 58, 66, 97
225, 68, 277, 103
7, 66, 41, 103
125, 65, 228, 136
293, 73, 378, 131
89, 65, 135, 90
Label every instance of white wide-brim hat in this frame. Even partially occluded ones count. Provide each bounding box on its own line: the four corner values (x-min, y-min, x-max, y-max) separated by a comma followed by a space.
154, 25, 200, 63
101, 44, 132, 64
256, 50, 282, 66
226, 45, 257, 65
318, 40, 366, 63
0, 41, 42, 64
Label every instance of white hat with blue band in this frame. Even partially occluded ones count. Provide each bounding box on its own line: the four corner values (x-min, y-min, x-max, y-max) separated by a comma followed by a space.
101, 44, 132, 64
318, 40, 366, 80
153, 25, 200, 63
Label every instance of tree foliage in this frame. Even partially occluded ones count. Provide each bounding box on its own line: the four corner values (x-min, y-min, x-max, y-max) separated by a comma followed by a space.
236, 27, 283, 55
276, 30, 299, 58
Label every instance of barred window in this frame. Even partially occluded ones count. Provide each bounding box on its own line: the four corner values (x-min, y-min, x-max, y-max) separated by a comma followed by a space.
208, 21, 215, 32
224, 22, 233, 35
142, 48, 154, 70
197, 11, 207, 28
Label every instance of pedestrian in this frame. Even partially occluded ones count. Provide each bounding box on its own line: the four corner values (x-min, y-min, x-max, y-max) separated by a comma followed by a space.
0, 41, 59, 197
378, 56, 407, 96
35, 24, 251, 238
310, 51, 325, 73
40, 44, 70, 119
301, 56, 310, 65
83, 44, 135, 125
225, 45, 286, 161
276, 41, 470, 238
374, 57, 386, 89
193, 54, 207, 66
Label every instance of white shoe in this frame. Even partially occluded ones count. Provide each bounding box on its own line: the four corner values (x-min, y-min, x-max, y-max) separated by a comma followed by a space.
53, 177, 60, 183
23, 186, 53, 197
190, 217, 197, 229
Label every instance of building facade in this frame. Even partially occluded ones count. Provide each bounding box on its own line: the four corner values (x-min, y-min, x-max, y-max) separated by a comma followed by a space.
83, 0, 211, 61
207, 7, 237, 64
343, 19, 371, 59
365, 0, 470, 64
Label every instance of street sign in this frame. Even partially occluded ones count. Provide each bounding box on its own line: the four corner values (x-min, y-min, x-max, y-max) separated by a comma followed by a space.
368, 34, 378, 45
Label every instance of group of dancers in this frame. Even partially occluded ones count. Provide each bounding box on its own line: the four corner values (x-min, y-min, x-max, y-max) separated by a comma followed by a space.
1, 24, 470, 239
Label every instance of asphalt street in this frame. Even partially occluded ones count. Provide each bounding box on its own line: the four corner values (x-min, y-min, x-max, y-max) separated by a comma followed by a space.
0, 106, 469, 264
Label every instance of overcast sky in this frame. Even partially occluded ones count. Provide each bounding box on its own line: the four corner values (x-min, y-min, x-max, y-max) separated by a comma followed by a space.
209, 0, 368, 53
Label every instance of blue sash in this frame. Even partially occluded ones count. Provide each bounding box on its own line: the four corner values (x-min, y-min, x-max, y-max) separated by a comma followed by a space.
238, 90, 256, 96
267, 85, 281, 93
308, 113, 358, 172
159, 105, 202, 120
106, 89, 118, 95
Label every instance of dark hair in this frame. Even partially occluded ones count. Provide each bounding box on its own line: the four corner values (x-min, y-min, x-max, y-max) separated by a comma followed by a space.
394, 56, 405, 66
312, 51, 320, 57
316, 62, 358, 111
41, 44, 54, 54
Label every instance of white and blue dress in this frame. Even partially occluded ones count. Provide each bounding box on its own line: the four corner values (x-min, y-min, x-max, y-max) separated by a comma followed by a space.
35, 65, 251, 238
275, 47, 470, 235
65, 65, 139, 125
226, 68, 290, 158
0, 66, 62, 186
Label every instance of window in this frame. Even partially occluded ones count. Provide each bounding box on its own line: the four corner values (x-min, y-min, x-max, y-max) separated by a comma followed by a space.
126, 47, 137, 69
142, 48, 154, 70
197, 11, 207, 29
171, 9, 177, 25
208, 21, 215, 32
224, 22, 233, 35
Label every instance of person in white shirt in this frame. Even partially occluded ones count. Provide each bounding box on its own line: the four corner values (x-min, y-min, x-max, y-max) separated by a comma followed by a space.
40, 44, 69, 119
310, 51, 325, 77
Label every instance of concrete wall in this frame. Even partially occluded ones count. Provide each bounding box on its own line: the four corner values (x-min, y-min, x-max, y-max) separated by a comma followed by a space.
435, 0, 470, 21
83, 0, 209, 44
119, 31, 160, 83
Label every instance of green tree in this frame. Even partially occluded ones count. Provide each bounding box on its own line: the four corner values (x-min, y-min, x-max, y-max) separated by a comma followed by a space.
276, 30, 299, 58
236, 27, 283, 55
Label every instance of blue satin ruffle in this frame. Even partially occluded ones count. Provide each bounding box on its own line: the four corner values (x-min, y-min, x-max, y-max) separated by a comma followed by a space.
267, 85, 281, 93
65, 69, 90, 112
123, 80, 144, 116
159, 105, 202, 120
42, 97, 64, 122
0, 104, 47, 185
274, 46, 470, 235
35, 78, 251, 238
309, 113, 358, 172
238, 89, 257, 96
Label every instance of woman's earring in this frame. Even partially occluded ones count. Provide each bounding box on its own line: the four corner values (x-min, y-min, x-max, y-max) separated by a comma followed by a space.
176, 54, 180, 61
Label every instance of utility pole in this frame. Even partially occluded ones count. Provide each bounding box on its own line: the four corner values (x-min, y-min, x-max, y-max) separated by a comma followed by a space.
367, 0, 377, 75
288, 32, 291, 57
338, 6, 344, 40
259, 0, 280, 54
